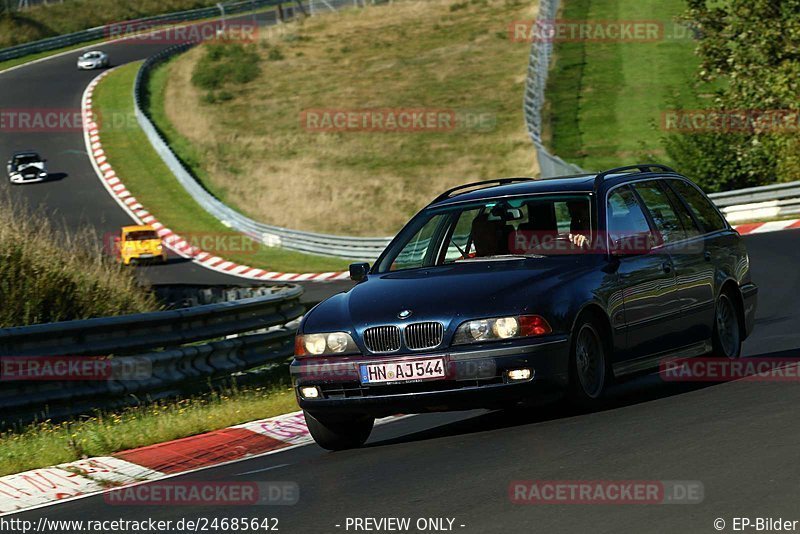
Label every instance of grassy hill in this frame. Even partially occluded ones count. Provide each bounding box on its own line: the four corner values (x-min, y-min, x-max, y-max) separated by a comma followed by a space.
153, 0, 540, 236
544, 0, 708, 172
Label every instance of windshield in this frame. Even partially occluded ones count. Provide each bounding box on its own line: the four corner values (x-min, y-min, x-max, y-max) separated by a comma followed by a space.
14, 155, 39, 166
376, 194, 593, 273
127, 230, 159, 241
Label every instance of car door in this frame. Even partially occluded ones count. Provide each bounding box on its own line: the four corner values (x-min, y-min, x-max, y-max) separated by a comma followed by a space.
641, 179, 716, 348
668, 179, 736, 342
606, 185, 681, 371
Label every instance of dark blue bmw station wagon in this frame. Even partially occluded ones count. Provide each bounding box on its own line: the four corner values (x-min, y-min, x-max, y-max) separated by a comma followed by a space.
291, 165, 758, 450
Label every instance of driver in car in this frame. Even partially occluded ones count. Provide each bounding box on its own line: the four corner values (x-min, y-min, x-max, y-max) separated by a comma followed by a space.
567, 200, 591, 248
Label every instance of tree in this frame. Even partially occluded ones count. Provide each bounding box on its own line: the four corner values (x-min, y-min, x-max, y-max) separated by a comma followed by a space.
665, 0, 800, 191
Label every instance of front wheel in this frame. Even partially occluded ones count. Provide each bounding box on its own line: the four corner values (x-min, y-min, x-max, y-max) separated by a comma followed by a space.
304, 411, 374, 451
712, 292, 742, 359
567, 318, 610, 409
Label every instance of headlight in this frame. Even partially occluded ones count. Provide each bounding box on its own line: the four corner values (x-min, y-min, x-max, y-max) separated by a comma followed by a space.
453, 315, 551, 345
294, 332, 358, 356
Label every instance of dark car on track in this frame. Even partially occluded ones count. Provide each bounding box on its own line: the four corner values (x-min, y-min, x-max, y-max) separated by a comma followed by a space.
292, 165, 758, 450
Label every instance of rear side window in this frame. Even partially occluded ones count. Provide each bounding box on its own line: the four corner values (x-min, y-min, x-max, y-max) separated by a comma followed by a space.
671, 180, 727, 233
606, 186, 651, 244
662, 181, 701, 239
632, 181, 685, 244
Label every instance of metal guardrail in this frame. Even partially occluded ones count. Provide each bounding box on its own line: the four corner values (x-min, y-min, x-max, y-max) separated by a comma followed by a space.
0, 0, 284, 62
709, 181, 800, 223
0, 285, 304, 424
133, 25, 393, 260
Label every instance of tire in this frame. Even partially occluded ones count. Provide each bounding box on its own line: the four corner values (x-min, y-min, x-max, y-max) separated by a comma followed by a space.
567, 316, 610, 409
304, 411, 374, 451
712, 291, 742, 359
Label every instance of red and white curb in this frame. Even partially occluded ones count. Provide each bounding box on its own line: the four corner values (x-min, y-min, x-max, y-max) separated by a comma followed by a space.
0, 411, 406, 515
81, 70, 348, 283
732, 218, 800, 236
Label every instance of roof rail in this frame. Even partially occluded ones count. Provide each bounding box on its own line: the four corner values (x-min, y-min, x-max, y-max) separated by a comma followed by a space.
429, 178, 534, 205
593, 164, 676, 189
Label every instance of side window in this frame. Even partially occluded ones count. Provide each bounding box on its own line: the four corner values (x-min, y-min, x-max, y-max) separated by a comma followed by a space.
632, 181, 685, 244
606, 186, 651, 245
662, 181, 701, 238
671, 180, 727, 233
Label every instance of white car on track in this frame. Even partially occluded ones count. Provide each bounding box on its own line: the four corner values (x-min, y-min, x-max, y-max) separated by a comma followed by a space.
77, 50, 109, 70
7, 151, 48, 184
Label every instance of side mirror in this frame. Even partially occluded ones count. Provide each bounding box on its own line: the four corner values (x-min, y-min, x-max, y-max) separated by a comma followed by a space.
349, 262, 370, 282
611, 234, 653, 257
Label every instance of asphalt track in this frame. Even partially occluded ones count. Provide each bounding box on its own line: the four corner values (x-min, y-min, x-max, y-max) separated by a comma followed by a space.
0, 12, 353, 305
8, 229, 800, 532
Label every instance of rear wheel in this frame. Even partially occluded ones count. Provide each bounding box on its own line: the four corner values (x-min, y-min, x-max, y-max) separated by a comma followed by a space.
568, 317, 610, 409
304, 411, 374, 451
712, 291, 742, 359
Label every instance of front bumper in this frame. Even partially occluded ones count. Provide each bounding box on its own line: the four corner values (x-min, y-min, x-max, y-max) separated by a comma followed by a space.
291, 335, 570, 418
9, 173, 46, 184
125, 252, 167, 264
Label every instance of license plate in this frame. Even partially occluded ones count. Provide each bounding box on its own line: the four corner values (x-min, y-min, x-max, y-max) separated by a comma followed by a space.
359, 358, 445, 385
138, 254, 154, 258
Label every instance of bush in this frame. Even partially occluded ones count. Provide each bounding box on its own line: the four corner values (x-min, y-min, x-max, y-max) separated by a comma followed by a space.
191, 42, 261, 93
0, 197, 158, 327
663, 0, 800, 191
267, 47, 285, 61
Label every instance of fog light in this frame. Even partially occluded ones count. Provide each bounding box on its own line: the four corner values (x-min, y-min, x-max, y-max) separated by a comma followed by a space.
300, 386, 320, 399
507, 368, 532, 381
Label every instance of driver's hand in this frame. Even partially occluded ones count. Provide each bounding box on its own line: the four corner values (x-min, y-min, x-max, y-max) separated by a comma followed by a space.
568, 233, 588, 247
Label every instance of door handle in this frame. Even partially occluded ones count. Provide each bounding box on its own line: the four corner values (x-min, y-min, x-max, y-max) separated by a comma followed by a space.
704, 251, 712, 261
661, 262, 672, 274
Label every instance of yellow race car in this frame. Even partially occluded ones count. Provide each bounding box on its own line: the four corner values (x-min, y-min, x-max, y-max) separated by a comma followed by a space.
116, 225, 167, 265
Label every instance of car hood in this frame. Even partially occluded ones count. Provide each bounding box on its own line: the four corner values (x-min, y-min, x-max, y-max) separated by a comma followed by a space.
304, 256, 597, 333
16, 162, 44, 173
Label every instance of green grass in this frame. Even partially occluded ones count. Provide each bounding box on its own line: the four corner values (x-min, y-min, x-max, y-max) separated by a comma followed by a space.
0, 0, 233, 49
93, 62, 348, 273
544, 0, 710, 171
0, 384, 298, 477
